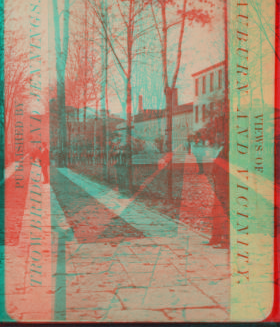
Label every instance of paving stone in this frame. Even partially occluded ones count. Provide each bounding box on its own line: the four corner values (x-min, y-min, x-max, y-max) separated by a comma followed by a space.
66, 272, 134, 293
115, 245, 135, 256
108, 262, 126, 273
131, 254, 161, 264
116, 287, 147, 309
67, 291, 121, 310
127, 272, 154, 287
67, 258, 113, 275
130, 245, 160, 256
67, 309, 107, 322
117, 286, 215, 310
49, 167, 231, 321
150, 264, 186, 287
143, 286, 215, 309
121, 262, 155, 273
185, 308, 229, 322
117, 254, 141, 264
106, 309, 169, 322
190, 278, 230, 309
67, 242, 117, 260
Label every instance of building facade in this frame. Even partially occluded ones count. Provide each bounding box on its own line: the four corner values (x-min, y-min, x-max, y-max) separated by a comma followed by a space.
132, 93, 193, 153
192, 61, 225, 139
50, 99, 124, 160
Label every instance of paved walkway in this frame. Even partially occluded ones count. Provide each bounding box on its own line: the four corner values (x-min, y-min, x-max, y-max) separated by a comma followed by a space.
132, 148, 221, 164
5, 157, 52, 321
50, 165, 230, 322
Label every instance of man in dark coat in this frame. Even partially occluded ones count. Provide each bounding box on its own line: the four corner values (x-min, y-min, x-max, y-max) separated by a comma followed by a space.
40, 142, 49, 184
192, 133, 205, 174
206, 145, 229, 248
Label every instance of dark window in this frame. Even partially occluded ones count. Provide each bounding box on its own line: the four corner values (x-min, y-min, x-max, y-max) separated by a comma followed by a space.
217, 100, 223, 111
202, 104, 206, 122
195, 106, 199, 123
220, 100, 224, 112
210, 72, 214, 92
195, 79, 199, 96
202, 76, 206, 94
218, 69, 222, 89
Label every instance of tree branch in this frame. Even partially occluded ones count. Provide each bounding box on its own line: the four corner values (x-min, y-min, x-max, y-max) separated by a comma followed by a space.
52, 0, 62, 58
115, 0, 128, 27
62, 0, 70, 67
172, 0, 187, 89
88, 0, 128, 78
150, 2, 163, 47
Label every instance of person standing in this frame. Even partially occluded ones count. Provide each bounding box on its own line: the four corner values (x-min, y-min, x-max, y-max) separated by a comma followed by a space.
40, 142, 49, 184
205, 145, 229, 248
192, 133, 205, 174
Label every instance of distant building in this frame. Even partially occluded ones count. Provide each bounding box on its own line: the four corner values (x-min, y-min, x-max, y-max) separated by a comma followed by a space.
192, 61, 225, 135
133, 95, 166, 149
172, 100, 193, 151
49, 99, 124, 154
132, 92, 193, 152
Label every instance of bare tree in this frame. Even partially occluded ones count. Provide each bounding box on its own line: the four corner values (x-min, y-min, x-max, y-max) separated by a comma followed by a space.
52, 0, 71, 167
150, 0, 214, 92
65, 0, 105, 168
149, 0, 214, 199
89, 0, 155, 192
3, 3, 29, 164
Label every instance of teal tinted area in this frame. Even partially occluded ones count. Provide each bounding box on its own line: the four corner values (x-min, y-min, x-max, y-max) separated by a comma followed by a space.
0, 0, 14, 321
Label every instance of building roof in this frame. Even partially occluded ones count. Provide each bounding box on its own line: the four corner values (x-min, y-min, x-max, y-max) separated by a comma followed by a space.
191, 61, 225, 78
133, 102, 193, 123
173, 103, 193, 115
133, 109, 166, 123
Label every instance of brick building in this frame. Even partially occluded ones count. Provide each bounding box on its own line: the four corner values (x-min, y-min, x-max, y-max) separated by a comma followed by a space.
192, 61, 226, 142
132, 92, 193, 153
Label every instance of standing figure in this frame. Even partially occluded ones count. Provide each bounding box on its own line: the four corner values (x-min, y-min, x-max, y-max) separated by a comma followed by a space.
207, 145, 229, 248
192, 133, 205, 174
40, 142, 49, 184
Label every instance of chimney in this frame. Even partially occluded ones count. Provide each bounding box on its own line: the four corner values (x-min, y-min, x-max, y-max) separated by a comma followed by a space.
172, 88, 178, 109
138, 95, 143, 113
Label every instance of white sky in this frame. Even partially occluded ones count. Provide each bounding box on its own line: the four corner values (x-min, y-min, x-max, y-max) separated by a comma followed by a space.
7, 0, 225, 118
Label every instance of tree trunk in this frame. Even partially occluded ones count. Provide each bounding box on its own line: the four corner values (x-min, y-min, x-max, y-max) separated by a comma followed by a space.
77, 107, 80, 161
101, 0, 108, 180
126, 22, 133, 193
166, 87, 173, 201
53, 0, 70, 168
84, 108, 86, 144
161, 4, 168, 92
126, 76, 133, 193
83, 0, 88, 151
94, 118, 97, 161
57, 74, 67, 167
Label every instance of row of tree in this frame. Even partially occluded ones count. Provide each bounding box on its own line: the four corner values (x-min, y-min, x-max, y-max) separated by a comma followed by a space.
51, 0, 216, 191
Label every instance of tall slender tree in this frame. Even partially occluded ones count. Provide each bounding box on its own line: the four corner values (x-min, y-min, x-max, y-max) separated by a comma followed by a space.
150, 0, 214, 199
83, 0, 89, 144
89, 0, 153, 192
100, 0, 109, 178
52, 0, 71, 167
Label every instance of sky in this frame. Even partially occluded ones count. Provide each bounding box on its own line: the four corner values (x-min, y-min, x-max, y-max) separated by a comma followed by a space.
7, 0, 225, 119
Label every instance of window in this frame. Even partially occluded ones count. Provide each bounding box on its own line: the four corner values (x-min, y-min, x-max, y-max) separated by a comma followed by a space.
195, 79, 199, 96
210, 72, 214, 92
202, 76, 206, 94
218, 69, 222, 89
219, 100, 223, 112
202, 104, 206, 122
195, 106, 199, 123
216, 100, 222, 112
210, 102, 214, 112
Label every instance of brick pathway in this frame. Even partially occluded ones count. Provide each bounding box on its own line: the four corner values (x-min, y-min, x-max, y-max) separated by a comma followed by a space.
50, 166, 230, 322
5, 158, 52, 321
